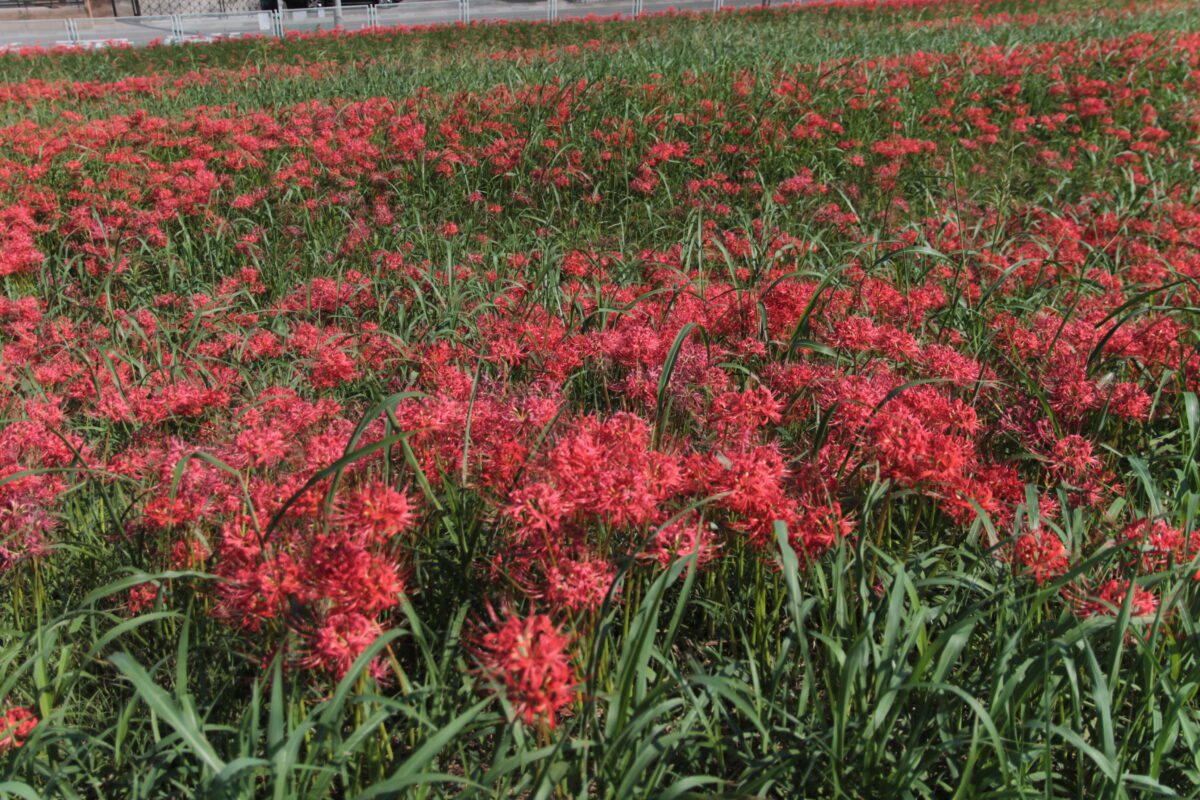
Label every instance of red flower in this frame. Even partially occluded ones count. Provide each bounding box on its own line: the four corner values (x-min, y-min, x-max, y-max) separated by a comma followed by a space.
338, 484, 416, 543
1015, 531, 1068, 585
1071, 579, 1159, 620
0, 707, 36, 753
302, 612, 382, 676
127, 582, 161, 615
473, 610, 577, 729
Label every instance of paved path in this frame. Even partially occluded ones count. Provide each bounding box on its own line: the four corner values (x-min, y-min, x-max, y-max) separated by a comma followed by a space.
0, 0, 776, 51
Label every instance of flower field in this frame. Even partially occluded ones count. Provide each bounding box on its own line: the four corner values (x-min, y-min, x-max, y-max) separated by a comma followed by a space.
2, 0, 1200, 795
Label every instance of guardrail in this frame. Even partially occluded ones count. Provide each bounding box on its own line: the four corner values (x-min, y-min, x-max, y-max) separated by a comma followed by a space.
0, 0, 770, 50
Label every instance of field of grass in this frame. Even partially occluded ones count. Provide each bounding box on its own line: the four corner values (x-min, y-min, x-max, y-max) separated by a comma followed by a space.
2, 0, 1200, 796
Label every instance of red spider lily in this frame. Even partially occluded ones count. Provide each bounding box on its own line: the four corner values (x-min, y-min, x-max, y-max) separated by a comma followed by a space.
1116, 520, 1200, 576
1014, 531, 1069, 585
336, 485, 417, 544
299, 611, 385, 677
471, 609, 578, 729
0, 707, 36, 753
1068, 579, 1160, 621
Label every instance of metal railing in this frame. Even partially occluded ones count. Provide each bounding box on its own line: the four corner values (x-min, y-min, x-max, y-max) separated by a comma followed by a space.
135, 0, 260, 16
0, 0, 770, 50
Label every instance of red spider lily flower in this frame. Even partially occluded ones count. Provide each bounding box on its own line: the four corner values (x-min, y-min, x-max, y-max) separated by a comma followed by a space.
1014, 531, 1069, 585
1116, 520, 1200, 575
300, 611, 384, 677
337, 484, 417, 544
127, 582, 161, 615
1069, 580, 1159, 620
536, 555, 618, 615
641, 513, 721, 570
0, 707, 37, 753
472, 609, 578, 729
